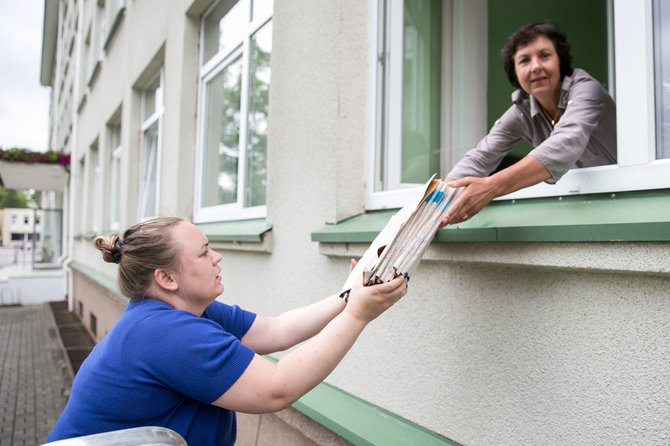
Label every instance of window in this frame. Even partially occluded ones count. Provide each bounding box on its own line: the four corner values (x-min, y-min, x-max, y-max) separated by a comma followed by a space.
369, 0, 487, 209
90, 142, 101, 232
654, 0, 670, 159
195, 0, 273, 222
86, 1, 105, 86
78, 157, 86, 234
369, 0, 670, 211
90, 312, 97, 338
103, 0, 125, 50
109, 121, 122, 230
138, 70, 163, 221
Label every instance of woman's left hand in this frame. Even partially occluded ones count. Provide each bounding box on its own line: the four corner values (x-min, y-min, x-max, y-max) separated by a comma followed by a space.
440, 176, 499, 227
440, 155, 552, 228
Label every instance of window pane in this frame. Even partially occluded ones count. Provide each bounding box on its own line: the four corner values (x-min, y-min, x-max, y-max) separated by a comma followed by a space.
654, 0, 670, 159
91, 146, 100, 231
245, 21, 272, 207
110, 125, 121, 227
201, 57, 242, 207
251, 0, 273, 22
139, 122, 158, 218
142, 74, 160, 120
401, 0, 442, 183
203, 0, 248, 65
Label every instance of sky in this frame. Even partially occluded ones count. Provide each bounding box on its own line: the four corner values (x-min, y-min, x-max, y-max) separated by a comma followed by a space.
0, 0, 50, 152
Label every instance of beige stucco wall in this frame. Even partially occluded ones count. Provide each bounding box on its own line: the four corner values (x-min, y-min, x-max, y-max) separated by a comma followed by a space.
72, 270, 127, 342
60, 0, 670, 445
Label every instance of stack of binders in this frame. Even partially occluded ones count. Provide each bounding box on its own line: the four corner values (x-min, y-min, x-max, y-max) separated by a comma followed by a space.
341, 176, 464, 293
363, 180, 463, 285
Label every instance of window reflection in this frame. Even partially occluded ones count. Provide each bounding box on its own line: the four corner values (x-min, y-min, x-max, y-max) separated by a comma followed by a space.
245, 22, 272, 207
203, 57, 242, 207
654, 0, 670, 159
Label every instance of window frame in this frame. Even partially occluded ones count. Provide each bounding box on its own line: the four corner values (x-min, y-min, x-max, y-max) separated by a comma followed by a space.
109, 121, 122, 231
366, 0, 670, 212
137, 69, 164, 222
194, 0, 273, 223
90, 142, 101, 233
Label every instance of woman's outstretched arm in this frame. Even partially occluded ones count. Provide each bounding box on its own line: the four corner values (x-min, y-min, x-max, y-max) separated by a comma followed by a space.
214, 274, 408, 413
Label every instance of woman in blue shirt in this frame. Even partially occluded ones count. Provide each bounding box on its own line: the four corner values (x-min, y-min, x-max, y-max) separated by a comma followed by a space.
48, 217, 408, 445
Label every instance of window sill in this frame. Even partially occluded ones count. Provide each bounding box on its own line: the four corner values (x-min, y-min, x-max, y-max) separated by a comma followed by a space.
311, 189, 670, 243
292, 381, 457, 446
196, 218, 273, 252
262, 355, 457, 445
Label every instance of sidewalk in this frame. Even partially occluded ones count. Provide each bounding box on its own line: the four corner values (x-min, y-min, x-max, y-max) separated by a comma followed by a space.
0, 303, 73, 445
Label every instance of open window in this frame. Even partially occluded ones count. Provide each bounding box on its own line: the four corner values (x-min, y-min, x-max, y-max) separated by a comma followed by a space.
368, 0, 670, 211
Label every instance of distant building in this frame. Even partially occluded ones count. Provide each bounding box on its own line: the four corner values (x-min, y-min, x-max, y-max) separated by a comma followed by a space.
0, 208, 42, 248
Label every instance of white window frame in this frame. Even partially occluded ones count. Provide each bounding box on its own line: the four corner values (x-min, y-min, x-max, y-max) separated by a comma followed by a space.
109, 122, 122, 231
90, 143, 101, 233
367, 0, 670, 212
194, 0, 272, 223
367, 0, 487, 210
138, 69, 163, 221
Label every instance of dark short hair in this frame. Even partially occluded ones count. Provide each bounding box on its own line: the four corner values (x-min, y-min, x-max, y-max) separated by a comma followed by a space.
501, 22, 573, 90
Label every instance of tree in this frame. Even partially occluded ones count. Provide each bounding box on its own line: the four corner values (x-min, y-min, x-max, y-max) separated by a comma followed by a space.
0, 187, 28, 209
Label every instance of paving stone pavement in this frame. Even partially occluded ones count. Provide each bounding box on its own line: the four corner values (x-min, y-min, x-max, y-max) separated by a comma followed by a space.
0, 304, 72, 445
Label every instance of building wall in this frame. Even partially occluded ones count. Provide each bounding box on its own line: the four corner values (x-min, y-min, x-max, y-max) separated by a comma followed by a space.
45, 0, 670, 445
72, 270, 127, 342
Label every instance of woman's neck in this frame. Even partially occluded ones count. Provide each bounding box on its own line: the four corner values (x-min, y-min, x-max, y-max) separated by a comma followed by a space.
536, 87, 561, 122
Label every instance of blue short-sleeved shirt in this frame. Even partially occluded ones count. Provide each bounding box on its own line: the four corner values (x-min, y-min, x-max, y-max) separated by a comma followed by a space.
48, 299, 257, 445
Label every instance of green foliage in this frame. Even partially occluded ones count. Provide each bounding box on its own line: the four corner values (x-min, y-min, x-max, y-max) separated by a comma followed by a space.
0, 187, 28, 209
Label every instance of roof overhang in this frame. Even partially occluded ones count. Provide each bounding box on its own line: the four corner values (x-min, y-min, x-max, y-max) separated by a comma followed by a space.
0, 161, 69, 191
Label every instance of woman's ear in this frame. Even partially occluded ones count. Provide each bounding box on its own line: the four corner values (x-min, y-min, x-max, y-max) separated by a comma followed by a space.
154, 268, 178, 291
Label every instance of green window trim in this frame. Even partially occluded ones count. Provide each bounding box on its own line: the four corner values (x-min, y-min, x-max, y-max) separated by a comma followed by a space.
311, 189, 670, 243
69, 261, 121, 295
260, 356, 456, 445
293, 381, 458, 446
196, 218, 272, 243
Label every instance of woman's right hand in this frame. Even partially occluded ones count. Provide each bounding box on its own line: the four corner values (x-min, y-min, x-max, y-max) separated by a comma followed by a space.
343, 275, 408, 324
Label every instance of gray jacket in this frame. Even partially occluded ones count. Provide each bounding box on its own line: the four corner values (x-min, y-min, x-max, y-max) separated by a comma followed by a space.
447, 68, 617, 183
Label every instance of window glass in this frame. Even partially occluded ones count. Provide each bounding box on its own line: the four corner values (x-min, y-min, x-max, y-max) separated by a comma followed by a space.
203, 0, 248, 65
401, 0, 442, 184
110, 123, 122, 229
90, 144, 100, 232
251, 0, 273, 21
374, 0, 444, 193
202, 57, 242, 207
245, 21, 272, 207
654, 0, 670, 159
142, 74, 160, 121
139, 70, 163, 221
139, 121, 159, 219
